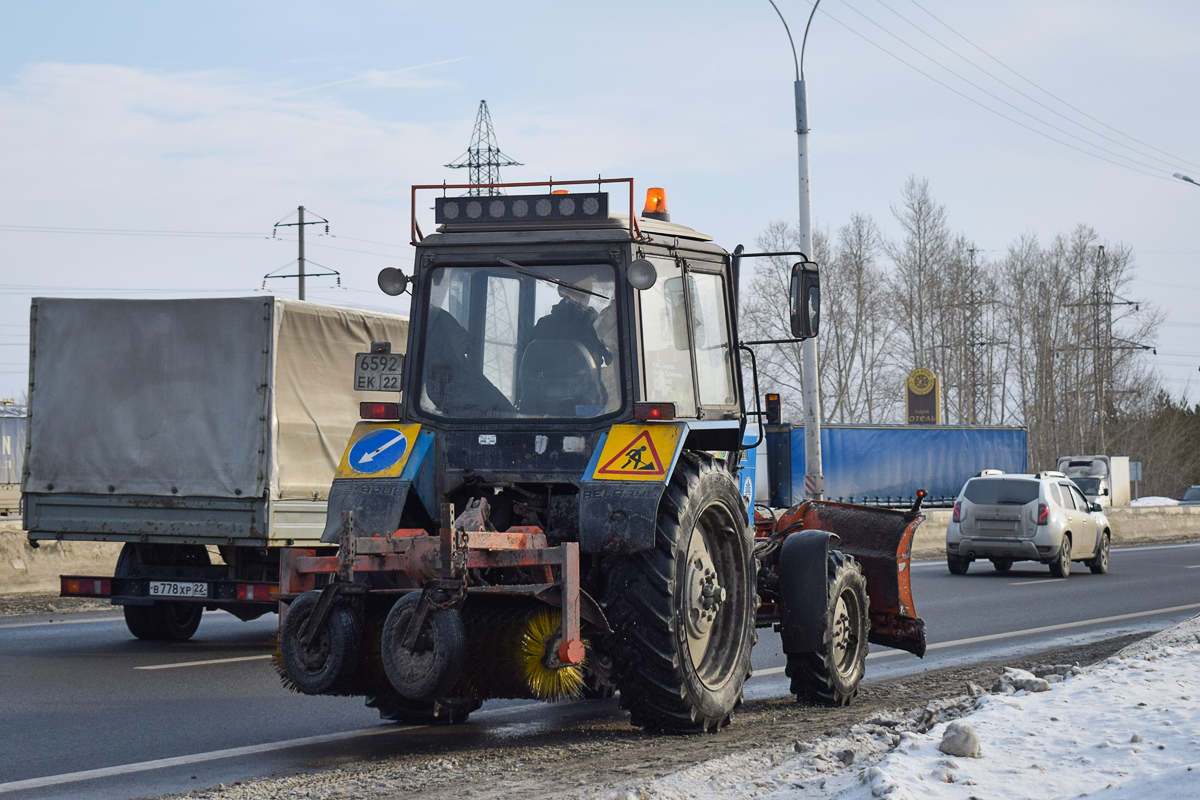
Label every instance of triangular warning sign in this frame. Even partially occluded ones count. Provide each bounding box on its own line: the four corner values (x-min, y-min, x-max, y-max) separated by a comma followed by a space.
597, 430, 666, 477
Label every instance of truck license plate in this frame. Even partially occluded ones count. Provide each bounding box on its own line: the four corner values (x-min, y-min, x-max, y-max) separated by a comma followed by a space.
354, 352, 404, 391
149, 581, 208, 598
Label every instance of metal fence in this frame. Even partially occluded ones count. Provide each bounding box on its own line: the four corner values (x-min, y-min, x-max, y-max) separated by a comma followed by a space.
0, 407, 27, 487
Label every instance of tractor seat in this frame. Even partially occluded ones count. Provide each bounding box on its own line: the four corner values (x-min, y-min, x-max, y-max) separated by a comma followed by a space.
516, 339, 605, 417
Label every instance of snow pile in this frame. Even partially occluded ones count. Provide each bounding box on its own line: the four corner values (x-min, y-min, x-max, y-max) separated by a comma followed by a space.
1129, 496, 1179, 507
611, 618, 1200, 800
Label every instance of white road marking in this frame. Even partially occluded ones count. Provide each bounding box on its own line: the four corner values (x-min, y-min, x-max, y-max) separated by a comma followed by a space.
0, 614, 124, 630
0, 701, 545, 793
749, 602, 1200, 679
135, 654, 273, 670
1185, 565, 1200, 569
1010, 578, 1068, 586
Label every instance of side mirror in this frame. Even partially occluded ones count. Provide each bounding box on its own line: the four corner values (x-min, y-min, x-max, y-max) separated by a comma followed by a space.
789, 261, 820, 339
1091, 502, 1102, 513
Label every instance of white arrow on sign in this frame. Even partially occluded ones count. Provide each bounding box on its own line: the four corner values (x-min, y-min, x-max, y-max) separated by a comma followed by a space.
359, 433, 405, 464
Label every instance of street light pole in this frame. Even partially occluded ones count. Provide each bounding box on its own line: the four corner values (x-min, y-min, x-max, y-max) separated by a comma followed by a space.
769, 0, 824, 500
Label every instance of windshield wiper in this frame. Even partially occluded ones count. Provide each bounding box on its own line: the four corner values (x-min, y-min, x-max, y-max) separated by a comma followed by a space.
497, 258, 609, 299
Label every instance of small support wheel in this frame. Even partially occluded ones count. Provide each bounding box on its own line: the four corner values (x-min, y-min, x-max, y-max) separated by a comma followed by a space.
786, 552, 869, 706
947, 555, 970, 575
381, 592, 466, 702
279, 590, 362, 695
1087, 531, 1110, 575
1050, 536, 1072, 578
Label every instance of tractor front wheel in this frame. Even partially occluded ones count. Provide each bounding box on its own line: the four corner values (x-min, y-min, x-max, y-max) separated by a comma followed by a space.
786, 552, 869, 706
601, 453, 755, 733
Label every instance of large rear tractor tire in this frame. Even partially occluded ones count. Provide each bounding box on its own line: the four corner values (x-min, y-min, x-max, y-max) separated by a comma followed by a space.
366, 694, 480, 725
123, 602, 204, 641
786, 552, 869, 706
601, 453, 755, 733
278, 590, 362, 695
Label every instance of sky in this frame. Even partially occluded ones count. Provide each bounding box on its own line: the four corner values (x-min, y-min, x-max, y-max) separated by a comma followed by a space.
1, 0, 1198, 405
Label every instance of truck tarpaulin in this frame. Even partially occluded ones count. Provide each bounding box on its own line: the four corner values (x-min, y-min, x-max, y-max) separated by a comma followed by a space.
25, 297, 408, 502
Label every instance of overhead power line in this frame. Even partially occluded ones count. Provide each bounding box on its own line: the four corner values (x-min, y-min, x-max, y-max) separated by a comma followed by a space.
902, 0, 1200, 173
0, 224, 264, 238
807, 1, 1189, 183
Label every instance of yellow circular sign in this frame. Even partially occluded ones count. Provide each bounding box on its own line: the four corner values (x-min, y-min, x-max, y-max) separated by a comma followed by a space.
907, 368, 936, 396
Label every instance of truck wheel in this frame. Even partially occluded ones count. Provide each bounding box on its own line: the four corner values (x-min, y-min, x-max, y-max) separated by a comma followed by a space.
279, 590, 362, 695
381, 592, 466, 702
366, 694, 480, 725
1087, 531, 1110, 574
786, 552, 869, 706
946, 555, 970, 575
601, 453, 755, 733
123, 602, 203, 641
1050, 536, 1072, 578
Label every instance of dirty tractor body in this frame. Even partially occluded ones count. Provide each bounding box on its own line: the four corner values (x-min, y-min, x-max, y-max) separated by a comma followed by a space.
275, 179, 925, 733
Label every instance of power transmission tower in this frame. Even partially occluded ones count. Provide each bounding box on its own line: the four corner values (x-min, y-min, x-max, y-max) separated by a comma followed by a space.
264, 206, 339, 300
445, 100, 522, 196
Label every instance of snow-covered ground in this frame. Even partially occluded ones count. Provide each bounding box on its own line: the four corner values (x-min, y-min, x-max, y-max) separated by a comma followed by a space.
1130, 496, 1180, 507
606, 617, 1200, 800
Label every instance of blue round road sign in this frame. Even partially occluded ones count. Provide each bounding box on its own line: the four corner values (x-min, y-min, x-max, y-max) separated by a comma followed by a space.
347, 428, 409, 474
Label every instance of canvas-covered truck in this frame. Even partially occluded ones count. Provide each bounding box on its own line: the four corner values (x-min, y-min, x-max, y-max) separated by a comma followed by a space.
273, 179, 926, 733
22, 297, 407, 640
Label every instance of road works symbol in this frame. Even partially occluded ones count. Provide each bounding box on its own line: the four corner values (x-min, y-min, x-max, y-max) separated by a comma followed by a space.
597, 430, 666, 477
348, 429, 409, 474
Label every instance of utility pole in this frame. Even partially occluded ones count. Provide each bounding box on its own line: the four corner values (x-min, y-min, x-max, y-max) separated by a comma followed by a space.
446, 101, 522, 196
769, 0, 824, 499
265, 207, 336, 299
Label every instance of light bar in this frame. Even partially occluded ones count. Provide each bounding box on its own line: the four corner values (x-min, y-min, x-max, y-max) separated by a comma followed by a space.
435, 192, 609, 224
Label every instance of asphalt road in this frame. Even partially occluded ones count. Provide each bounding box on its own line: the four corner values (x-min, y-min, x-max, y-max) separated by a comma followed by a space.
2, 541, 1198, 800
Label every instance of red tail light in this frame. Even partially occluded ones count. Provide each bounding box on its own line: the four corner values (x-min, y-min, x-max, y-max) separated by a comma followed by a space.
360, 402, 400, 420
952, 502, 961, 523
61, 577, 111, 597
634, 402, 676, 421
1037, 503, 1049, 525
237, 583, 277, 602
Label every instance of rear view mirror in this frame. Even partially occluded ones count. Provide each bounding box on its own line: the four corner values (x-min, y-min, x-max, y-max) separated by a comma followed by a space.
789, 261, 820, 339
1091, 502, 1102, 512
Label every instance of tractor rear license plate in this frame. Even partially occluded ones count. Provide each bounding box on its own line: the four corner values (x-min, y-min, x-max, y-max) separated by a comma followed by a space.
354, 352, 403, 391
149, 581, 208, 598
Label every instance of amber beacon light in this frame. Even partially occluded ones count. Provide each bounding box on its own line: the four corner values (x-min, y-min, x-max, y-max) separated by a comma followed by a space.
642, 187, 670, 221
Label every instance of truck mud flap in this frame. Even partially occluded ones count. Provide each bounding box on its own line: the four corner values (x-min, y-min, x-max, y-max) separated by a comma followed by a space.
773, 501, 926, 657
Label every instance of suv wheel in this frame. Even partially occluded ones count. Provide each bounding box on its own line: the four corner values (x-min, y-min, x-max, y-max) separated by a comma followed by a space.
946, 555, 969, 575
1087, 531, 1110, 575
1049, 536, 1072, 578
991, 559, 1013, 573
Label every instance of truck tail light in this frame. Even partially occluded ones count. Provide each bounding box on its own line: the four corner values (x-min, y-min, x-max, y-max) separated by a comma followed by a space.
634, 402, 676, 421
61, 577, 111, 597
360, 402, 400, 420
1037, 503, 1049, 525
236, 584, 278, 602
952, 502, 961, 523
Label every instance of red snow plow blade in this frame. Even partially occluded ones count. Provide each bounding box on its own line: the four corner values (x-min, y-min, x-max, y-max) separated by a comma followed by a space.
763, 500, 927, 657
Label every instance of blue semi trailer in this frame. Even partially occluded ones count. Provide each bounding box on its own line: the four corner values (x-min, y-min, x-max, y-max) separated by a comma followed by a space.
763, 424, 1028, 508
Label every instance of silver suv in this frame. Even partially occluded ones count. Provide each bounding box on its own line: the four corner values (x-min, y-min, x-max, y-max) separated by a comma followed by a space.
945, 471, 1111, 577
